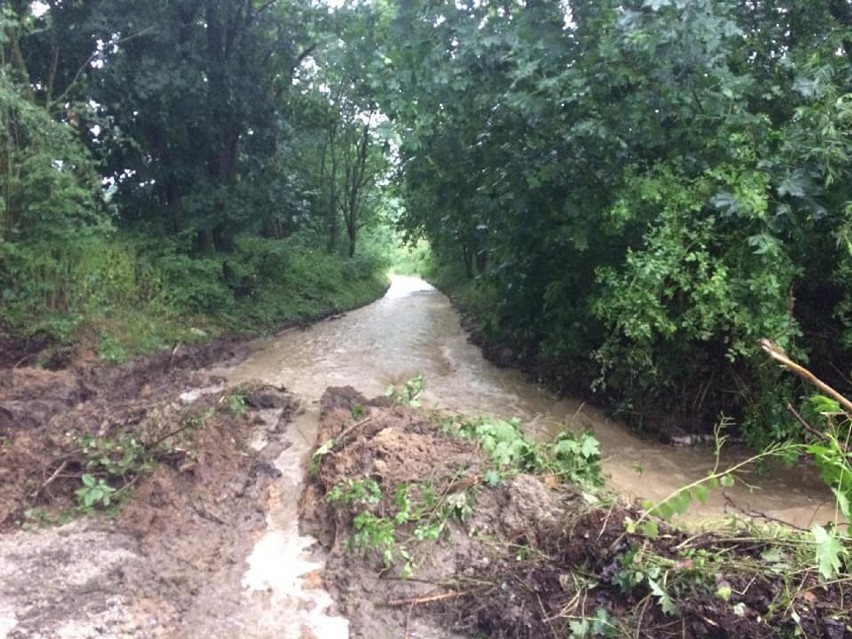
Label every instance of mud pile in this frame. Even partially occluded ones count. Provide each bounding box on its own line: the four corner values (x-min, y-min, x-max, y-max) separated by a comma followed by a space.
304, 387, 851, 639
0, 342, 300, 637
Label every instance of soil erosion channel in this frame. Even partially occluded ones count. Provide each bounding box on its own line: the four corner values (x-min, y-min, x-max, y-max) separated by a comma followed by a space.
229, 275, 832, 530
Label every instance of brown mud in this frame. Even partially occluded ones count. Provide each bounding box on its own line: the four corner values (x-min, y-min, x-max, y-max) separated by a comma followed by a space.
0, 340, 307, 637
304, 387, 852, 639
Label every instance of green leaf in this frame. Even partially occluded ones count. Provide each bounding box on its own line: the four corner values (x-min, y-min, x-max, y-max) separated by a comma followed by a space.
812, 524, 846, 580
483, 469, 503, 487
692, 484, 709, 505
312, 438, 335, 459
579, 435, 600, 459
810, 395, 841, 415
648, 577, 680, 616
640, 520, 659, 539
831, 488, 851, 521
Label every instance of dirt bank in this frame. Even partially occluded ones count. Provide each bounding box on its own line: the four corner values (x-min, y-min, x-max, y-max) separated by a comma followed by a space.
304, 387, 852, 639
0, 341, 304, 637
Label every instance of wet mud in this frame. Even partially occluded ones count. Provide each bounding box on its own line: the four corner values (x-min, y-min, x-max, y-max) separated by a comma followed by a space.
305, 387, 852, 639
0, 341, 307, 637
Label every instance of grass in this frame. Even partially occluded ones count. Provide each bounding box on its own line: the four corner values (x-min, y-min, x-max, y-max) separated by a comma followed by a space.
1, 232, 390, 363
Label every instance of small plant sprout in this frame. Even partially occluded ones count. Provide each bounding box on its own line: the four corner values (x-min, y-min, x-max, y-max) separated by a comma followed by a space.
75, 474, 116, 511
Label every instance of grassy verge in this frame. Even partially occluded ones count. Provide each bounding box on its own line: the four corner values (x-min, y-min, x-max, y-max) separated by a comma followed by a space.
0, 232, 389, 365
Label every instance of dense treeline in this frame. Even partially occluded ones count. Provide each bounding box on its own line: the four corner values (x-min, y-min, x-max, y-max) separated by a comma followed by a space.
0, 1, 391, 359
2, 0, 851, 444
381, 0, 852, 445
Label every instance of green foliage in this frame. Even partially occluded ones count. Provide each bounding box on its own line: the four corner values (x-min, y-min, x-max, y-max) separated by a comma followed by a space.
77, 431, 150, 481
350, 511, 404, 570
385, 0, 852, 445
225, 393, 247, 417
20, 507, 73, 531
326, 478, 383, 507
71, 406, 213, 515
325, 474, 475, 577
568, 607, 619, 638
0, 1, 394, 358
447, 416, 603, 487
75, 474, 117, 511
385, 373, 426, 408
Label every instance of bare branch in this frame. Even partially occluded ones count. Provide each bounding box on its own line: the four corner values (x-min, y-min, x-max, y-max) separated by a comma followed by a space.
760, 338, 852, 416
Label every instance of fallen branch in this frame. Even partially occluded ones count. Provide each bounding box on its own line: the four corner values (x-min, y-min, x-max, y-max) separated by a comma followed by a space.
760, 339, 852, 416
722, 493, 813, 532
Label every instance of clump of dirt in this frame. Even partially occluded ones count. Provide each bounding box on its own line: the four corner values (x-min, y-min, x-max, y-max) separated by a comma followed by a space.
0, 340, 302, 637
303, 387, 852, 639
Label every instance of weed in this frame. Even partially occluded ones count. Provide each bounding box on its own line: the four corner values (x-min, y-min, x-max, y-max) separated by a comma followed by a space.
568, 607, 620, 638
72, 408, 209, 516
445, 415, 603, 487
224, 392, 247, 416
325, 473, 480, 578
75, 473, 116, 511
326, 478, 382, 506
19, 507, 71, 530
310, 438, 335, 475
385, 373, 425, 408
77, 431, 149, 480
97, 332, 128, 363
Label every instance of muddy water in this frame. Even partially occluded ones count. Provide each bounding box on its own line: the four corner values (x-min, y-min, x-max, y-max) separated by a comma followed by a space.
229, 275, 834, 529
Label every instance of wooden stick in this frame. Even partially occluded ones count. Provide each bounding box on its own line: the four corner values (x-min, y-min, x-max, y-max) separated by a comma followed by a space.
337, 416, 372, 443
31, 459, 69, 499
760, 339, 852, 416
386, 591, 466, 607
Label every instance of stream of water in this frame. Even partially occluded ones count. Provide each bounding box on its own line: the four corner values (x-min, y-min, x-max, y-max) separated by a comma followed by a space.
223, 275, 836, 638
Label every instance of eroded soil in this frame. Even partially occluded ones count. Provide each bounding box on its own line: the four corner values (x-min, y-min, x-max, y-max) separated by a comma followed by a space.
0, 342, 310, 638
304, 387, 852, 639
2, 326, 849, 639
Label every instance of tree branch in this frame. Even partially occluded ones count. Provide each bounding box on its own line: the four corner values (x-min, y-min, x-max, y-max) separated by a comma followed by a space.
760, 339, 852, 416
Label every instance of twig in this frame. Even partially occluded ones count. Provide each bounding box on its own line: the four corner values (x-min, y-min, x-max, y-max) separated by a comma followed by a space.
13, 353, 34, 369
31, 459, 70, 499
336, 416, 372, 444
166, 341, 182, 373
386, 591, 466, 607
148, 420, 199, 450
722, 493, 812, 531
47, 28, 154, 112
404, 602, 414, 639
536, 592, 559, 639
786, 403, 828, 443
760, 339, 852, 416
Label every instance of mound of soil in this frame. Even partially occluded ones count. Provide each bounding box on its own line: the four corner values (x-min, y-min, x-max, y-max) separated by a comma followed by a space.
303, 387, 852, 639
0, 341, 303, 637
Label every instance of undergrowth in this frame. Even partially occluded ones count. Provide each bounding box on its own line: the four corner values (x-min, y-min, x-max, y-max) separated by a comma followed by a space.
315, 376, 604, 579
312, 374, 852, 638
1, 232, 389, 362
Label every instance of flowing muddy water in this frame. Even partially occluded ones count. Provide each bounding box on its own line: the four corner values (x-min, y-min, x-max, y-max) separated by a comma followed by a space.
229, 275, 833, 527
222, 276, 836, 636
